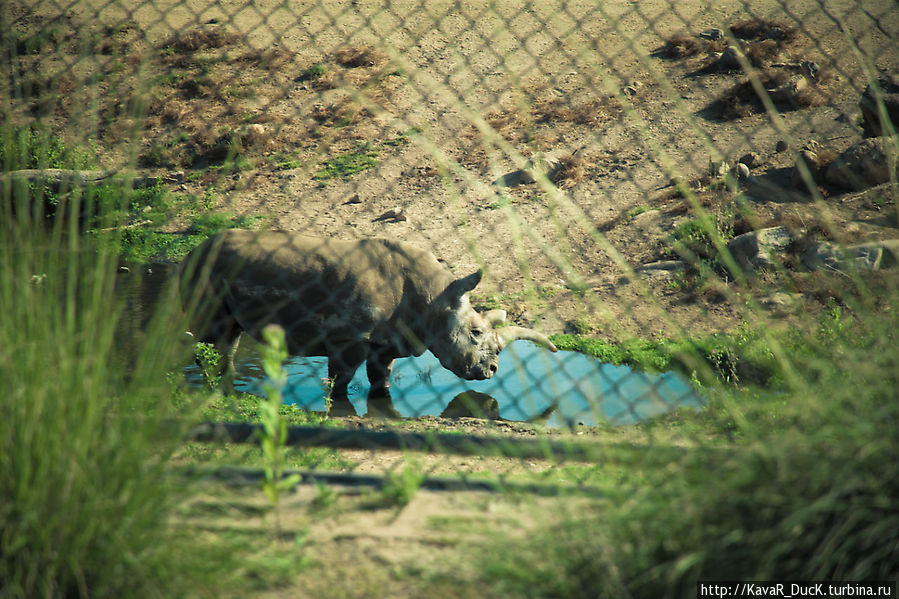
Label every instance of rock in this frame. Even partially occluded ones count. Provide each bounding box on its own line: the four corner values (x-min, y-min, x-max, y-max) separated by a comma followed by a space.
761, 291, 802, 316
375, 207, 407, 222
732, 162, 751, 181
767, 75, 808, 104
764, 26, 788, 40
739, 152, 762, 168
859, 73, 899, 137
636, 260, 687, 272
521, 153, 563, 184
801, 239, 899, 271
708, 159, 731, 177
825, 137, 897, 190
791, 148, 827, 189
242, 123, 270, 147
495, 152, 563, 187
699, 28, 724, 41
718, 46, 742, 70
440, 391, 501, 420
727, 226, 795, 271
631, 209, 663, 230
775, 140, 788, 153
634, 260, 687, 282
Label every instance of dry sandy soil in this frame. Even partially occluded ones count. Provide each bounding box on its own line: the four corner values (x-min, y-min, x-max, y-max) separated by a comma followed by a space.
9, 0, 899, 341
5, 0, 899, 595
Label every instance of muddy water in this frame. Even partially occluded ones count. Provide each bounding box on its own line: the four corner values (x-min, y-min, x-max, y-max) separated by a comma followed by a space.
186, 342, 703, 427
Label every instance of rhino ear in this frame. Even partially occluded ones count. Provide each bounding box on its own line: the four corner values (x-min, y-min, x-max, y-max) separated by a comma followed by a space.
445, 270, 482, 306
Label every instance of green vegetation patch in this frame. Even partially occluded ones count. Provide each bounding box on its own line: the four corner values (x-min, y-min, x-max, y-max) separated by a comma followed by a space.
313, 143, 380, 181
479, 303, 899, 597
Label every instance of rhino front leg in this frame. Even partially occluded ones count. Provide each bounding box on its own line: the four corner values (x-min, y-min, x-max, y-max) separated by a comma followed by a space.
366, 348, 401, 419
326, 346, 366, 417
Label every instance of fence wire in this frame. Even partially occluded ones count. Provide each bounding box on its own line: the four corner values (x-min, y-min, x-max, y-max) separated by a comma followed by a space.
2, 0, 898, 482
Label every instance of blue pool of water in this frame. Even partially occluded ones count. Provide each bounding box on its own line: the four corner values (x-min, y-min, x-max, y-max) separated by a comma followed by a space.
191, 341, 703, 427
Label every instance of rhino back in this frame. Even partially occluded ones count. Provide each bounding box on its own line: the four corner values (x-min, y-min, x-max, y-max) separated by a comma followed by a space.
197, 230, 454, 355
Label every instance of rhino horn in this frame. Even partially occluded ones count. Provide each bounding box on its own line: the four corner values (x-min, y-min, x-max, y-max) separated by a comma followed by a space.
498, 326, 558, 352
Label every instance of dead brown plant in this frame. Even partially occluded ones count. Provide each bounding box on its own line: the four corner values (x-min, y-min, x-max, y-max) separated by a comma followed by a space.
714, 69, 825, 120
730, 18, 798, 42
234, 47, 294, 70
532, 96, 622, 126
163, 26, 240, 53
333, 45, 386, 68
552, 153, 589, 187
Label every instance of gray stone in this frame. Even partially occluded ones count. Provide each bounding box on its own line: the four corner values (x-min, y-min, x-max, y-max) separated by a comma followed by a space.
440, 391, 501, 420
718, 46, 742, 70
634, 260, 687, 282
636, 260, 687, 272
739, 152, 762, 168
825, 137, 897, 190
732, 162, 751, 181
801, 239, 899, 271
791, 148, 826, 190
761, 291, 802, 316
859, 73, 899, 137
727, 226, 796, 271
700, 28, 724, 41
495, 153, 563, 187
767, 75, 808, 104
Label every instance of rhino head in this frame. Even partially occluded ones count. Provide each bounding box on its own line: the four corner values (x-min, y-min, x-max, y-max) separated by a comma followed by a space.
424, 271, 557, 381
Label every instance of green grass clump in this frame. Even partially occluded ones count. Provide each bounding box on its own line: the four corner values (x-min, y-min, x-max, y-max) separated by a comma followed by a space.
550, 327, 775, 386
0, 210, 235, 597
0, 123, 95, 171
480, 304, 899, 597
313, 144, 379, 181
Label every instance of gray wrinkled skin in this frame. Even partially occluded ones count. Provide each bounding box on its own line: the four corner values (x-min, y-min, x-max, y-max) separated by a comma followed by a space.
180, 229, 556, 416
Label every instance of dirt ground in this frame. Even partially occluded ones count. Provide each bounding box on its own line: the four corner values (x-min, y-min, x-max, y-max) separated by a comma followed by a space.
10, 0, 899, 342
5, 0, 899, 594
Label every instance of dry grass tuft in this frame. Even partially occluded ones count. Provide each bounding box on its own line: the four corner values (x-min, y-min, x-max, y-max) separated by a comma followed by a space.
163, 26, 240, 52
234, 47, 294, 70
532, 96, 622, 126
743, 39, 785, 67
552, 153, 590, 187
714, 69, 825, 120
311, 100, 371, 127
333, 45, 386, 68
655, 34, 727, 59
485, 109, 533, 143
730, 18, 798, 42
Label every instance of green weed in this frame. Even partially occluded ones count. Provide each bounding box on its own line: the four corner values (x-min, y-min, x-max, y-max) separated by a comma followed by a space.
256, 325, 302, 532
378, 462, 426, 507
313, 143, 379, 181
0, 186, 236, 597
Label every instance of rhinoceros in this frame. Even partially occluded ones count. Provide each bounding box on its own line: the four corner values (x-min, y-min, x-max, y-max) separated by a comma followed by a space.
180, 229, 557, 416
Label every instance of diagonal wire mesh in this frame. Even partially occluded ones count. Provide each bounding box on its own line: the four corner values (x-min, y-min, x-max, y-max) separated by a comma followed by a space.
2, 0, 898, 592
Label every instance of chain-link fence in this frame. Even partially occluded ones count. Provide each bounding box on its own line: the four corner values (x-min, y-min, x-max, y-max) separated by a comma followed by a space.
2, 0, 898, 594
